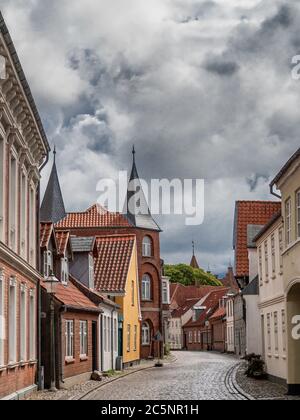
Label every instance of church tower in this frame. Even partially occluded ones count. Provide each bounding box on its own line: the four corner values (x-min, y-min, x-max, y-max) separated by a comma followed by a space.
190, 241, 200, 269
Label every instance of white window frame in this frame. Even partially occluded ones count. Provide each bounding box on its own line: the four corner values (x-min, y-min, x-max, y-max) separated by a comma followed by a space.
29, 289, 36, 361
162, 280, 170, 305
20, 169, 27, 260
142, 274, 151, 301
79, 321, 88, 357
29, 184, 36, 267
142, 236, 152, 257
0, 270, 4, 367
271, 234, 276, 276
20, 284, 27, 362
189, 332, 193, 344
0, 137, 5, 242
142, 322, 150, 346
107, 316, 111, 351
297, 190, 300, 239
61, 257, 69, 285
198, 331, 201, 344
286, 198, 292, 246
103, 316, 107, 352
127, 324, 131, 353
267, 314, 271, 353
258, 246, 263, 286
282, 310, 287, 354
43, 250, 53, 278
8, 277, 17, 364
65, 320, 74, 359
9, 153, 18, 252
274, 312, 279, 353
279, 228, 284, 273
264, 241, 269, 281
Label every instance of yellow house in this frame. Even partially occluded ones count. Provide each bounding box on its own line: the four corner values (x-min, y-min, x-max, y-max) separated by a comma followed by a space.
270, 147, 300, 395
95, 235, 141, 367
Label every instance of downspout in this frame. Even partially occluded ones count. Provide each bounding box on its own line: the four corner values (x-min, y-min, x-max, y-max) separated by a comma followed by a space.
37, 153, 49, 390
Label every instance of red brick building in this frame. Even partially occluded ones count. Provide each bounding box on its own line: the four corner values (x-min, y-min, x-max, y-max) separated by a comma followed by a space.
0, 13, 50, 399
56, 150, 166, 359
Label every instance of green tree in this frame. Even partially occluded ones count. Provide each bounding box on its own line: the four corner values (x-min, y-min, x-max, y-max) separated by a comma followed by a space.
164, 264, 222, 287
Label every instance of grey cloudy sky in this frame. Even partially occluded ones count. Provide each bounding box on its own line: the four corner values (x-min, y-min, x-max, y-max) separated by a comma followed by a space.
1, 0, 300, 273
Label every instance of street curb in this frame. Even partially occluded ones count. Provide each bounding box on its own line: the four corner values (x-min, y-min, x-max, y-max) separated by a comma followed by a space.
72, 355, 178, 401
231, 363, 256, 401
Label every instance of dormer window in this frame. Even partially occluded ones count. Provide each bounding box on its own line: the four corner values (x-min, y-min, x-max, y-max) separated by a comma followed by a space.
61, 257, 69, 285
142, 236, 153, 257
43, 250, 53, 278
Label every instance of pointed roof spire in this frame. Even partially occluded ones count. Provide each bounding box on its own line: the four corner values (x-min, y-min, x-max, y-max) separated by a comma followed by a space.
190, 241, 200, 269
40, 148, 67, 224
126, 146, 161, 232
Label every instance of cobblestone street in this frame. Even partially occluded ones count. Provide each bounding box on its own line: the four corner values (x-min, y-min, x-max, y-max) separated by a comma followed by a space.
83, 352, 247, 401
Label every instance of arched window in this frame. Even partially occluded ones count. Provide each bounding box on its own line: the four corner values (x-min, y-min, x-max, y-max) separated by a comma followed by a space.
142, 322, 151, 346
142, 274, 151, 301
142, 236, 152, 257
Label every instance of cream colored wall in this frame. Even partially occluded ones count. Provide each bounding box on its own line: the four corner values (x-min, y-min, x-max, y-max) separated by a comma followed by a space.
169, 318, 182, 349
276, 158, 300, 386
116, 242, 141, 365
257, 219, 287, 380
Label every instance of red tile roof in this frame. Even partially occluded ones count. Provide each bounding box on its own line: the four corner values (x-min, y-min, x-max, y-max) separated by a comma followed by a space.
56, 204, 131, 229
41, 277, 100, 313
209, 306, 226, 321
94, 235, 136, 293
55, 231, 70, 256
233, 201, 281, 277
40, 222, 54, 249
170, 283, 223, 310
184, 288, 229, 328
171, 298, 202, 318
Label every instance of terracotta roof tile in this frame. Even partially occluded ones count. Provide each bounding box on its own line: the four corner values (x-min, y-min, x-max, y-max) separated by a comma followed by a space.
233, 201, 281, 277
41, 277, 100, 312
55, 231, 70, 256
94, 235, 136, 293
56, 204, 131, 229
171, 298, 201, 318
170, 283, 223, 309
40, 222, 54, 249
209, 307, 226, 321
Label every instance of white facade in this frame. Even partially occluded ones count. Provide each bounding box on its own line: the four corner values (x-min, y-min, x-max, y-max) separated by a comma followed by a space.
244, 292, 262, 356
101, 305, 119, 372
169, 317, 182, 350
257, 218, 287, 381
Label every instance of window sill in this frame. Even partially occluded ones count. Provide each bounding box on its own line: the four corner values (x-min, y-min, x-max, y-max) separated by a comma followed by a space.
267, 354, 272, 358
0, 366, 6, 372
282, 355, 287, 360
29, 359, 37, 366
7, 362, 18, 370
65, 357, 75, 365
142, 343, 150, 347
274, 354, 280, 359
80, 355, 88, 362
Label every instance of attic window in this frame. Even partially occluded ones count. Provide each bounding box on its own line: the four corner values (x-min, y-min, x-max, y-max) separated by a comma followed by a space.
61, 257, 69, 285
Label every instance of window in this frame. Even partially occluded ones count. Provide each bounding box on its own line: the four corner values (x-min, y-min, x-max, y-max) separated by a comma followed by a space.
88, 254, 94, 289
297, 190, 300, 238
9, 155, 17, 252
279, 228, 284, 273
142, 236, 152, 257
264, 241, 269, 280
65, 320, 74, 359
198, 331, 201, 344
29, 289, 36, 360
80, 321, 88, 357
162, 280, 170, 304
259, 246, 263, 286
271, 234, 276, 276
189, 332, 193, 344
114, 319, 118, 352
103, 317, 107, 352
127, 325, 131, 352
108, 316, 111, 351
0, 138, 4, 241
20, 171, 27, 260
142, 274, 151, 301
29, 185, 36, 267
142, 322, 150, 346
8, 277, 16, 364
43, 251, 53, 278
267, 314, 271, 353
134, 325, 138, 352
0, 271, 4, 366
194, 331, 197, 344
286, 198, 292, 246
282, 310, 287, 354
61, 257, 69, 285
274, 312, 279, 353
20, 284, 26, 362
131, 281, 135, 307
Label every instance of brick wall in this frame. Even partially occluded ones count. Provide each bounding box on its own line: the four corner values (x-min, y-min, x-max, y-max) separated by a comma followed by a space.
0, 259, 38, 399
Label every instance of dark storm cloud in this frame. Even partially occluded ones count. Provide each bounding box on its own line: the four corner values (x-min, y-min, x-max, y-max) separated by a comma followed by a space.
2, 0, 300, 273
204, 55, 239, 76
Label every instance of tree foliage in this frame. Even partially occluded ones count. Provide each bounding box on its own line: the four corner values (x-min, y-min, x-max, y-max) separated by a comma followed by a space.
164, 264, 223, 287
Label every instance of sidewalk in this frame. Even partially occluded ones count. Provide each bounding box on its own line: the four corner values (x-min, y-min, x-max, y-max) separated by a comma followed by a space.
235, 362, 300, 401
25, 355, 177, 401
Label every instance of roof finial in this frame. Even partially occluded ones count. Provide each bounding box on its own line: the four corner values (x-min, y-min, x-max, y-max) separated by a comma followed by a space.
53, 145, 57, 163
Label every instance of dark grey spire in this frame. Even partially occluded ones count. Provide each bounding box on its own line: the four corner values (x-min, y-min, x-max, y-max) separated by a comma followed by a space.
126, 147, 161, 232
40, 149, 66, 223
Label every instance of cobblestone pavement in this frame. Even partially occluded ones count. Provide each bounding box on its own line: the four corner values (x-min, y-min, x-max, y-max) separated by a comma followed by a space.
83, 352, 245, 401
